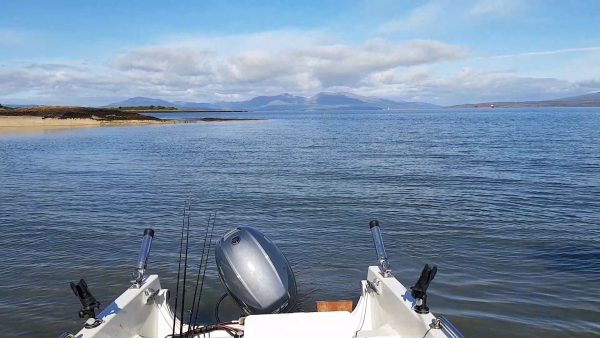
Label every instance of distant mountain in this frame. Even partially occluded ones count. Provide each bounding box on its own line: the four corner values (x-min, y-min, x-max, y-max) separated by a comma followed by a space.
226, 93, 308, 110
1, 104, 43, 108
106, 92, 439, 111
107, 97, 229, 110
559, 92, 600, 102
312, 92, 366, 105
225, 92, 438, 111
309, 92, 438, 109
451, 92, 600, 108
173, 101, 222, 110
106, 97, 176, 108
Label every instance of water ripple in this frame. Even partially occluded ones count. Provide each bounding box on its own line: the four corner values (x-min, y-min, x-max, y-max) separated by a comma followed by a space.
0, 109, 599, 337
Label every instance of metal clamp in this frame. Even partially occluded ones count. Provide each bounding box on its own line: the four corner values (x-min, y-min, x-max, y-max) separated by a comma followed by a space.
431, 316, 465, 338
367, 278, 384, 295
144, 288, 160, 304
58, 333, 75, 338
84, 318, 103, 329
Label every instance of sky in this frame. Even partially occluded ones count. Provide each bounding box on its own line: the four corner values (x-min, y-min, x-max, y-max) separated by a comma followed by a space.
1, 0, 599, 106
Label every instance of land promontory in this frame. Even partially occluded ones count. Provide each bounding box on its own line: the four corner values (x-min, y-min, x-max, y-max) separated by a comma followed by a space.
0, 106, 161, 120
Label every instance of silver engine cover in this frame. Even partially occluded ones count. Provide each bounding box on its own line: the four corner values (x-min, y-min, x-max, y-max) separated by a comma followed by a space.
215, 226, 297, 314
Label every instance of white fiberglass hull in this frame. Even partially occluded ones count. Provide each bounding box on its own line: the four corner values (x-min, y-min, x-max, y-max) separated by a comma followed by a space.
64, 266, 461, 338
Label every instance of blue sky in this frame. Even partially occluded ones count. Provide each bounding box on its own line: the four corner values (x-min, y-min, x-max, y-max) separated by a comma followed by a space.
1, 0, 599, 105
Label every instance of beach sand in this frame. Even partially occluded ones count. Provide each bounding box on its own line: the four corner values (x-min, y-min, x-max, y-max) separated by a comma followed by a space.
0, 116, 175, 135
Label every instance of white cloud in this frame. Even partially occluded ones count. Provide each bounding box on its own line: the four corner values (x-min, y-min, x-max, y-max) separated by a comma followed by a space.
107, 33, 467, 97
482, 46, 600, 59
377, 0, 529, 36
0, 29, 32, 46
113, 47, 214, 76
468, 0, 525, 18
357, 67, 598, 104
2, 59, 598, 106
377, 1, 444, 34
578, 79, 600, 88
25, 62, 89, 72
0, 31, 458, 103
1, 29, 599, 106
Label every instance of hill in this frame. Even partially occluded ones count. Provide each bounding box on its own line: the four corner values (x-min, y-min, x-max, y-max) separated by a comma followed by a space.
227, 92, 438, 110
108, 92, 438, 111
107, 97, 236, 110
451, 92, 600, 108
106, 97, 175, 108
0, 106, 159, 120
118, 105, 178, 111
309, 92, 438, 109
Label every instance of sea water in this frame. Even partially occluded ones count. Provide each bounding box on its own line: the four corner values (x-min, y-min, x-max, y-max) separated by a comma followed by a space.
0, 108, 598, 337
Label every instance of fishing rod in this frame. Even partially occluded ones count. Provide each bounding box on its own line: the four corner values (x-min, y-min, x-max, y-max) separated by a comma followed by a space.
193, 211, 217, 329
171, 201, 189, 338
179, 201, 192, 336
187, 213, 213, 326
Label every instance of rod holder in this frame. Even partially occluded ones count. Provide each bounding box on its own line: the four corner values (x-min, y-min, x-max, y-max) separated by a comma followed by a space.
410, 264, 437, 314
131, 228, 155, 287
369, 220, 391, 277
70, 279, 100, 319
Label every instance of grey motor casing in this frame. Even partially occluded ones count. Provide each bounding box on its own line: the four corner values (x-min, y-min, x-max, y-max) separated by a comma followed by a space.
215, 226, 297, 315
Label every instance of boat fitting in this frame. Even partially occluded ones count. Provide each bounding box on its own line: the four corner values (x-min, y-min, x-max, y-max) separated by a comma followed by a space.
131, 228, 155, 287
369, 220, 392, 277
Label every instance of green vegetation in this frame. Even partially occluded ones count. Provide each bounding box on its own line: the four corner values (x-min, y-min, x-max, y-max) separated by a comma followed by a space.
0, 106, 160, 121
118, 105, 178, 111
0, 104, 13, 110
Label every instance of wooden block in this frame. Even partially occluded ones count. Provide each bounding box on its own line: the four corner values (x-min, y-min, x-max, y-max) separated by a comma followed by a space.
316, 300, 353, 312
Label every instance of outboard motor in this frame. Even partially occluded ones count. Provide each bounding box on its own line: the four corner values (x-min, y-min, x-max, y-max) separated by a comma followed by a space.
215, 226, 297, 315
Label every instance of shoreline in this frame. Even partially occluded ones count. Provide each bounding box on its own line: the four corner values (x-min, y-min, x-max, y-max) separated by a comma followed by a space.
0, 116, 262, 135
0, 116, 176, 127
0, 116, 176, 135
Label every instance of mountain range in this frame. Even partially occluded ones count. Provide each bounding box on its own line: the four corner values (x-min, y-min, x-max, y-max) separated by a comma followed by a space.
451, 92, 600, 108
4, 91, 600, 110
106, 92, 439, 111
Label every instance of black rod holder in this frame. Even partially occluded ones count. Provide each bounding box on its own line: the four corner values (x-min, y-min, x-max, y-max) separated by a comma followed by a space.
70, 279, 100, 319
410, 264, 437, 314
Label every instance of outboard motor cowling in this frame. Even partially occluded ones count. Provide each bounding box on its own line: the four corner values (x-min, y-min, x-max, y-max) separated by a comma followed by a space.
215, 226, 297, 315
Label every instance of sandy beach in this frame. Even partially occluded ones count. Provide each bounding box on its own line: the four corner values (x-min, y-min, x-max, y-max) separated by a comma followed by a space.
0, 116, 175, 135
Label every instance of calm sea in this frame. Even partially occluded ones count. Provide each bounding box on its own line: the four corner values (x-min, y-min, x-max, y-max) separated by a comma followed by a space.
0, 109, 599, 337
